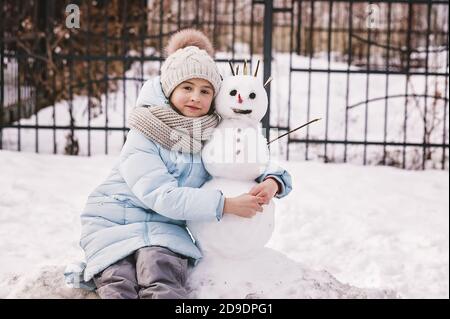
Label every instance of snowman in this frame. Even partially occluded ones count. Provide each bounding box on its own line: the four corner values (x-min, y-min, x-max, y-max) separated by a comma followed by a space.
187, 61, 275, 259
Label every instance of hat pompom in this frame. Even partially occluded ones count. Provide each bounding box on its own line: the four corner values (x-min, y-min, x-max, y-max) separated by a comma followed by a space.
165, 29, 215, 57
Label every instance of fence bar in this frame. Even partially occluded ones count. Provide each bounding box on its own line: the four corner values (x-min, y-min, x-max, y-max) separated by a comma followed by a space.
304, 0, 314, 160
296, 0, 302, 56
177, 0, 181, 29
159, 0, 163, 69
17, 53, 21, 151
0, 0, 4, 150
382, 1, 393, 165
195, 0, 200, 27
104, 1, 109, 155
344, 1, 353, 162
69, 48, 75, 155
122, 1, 128, 147
442, 5, 449, 170
324, 0, 333, 163
402, 1, 413, 169
290, 67, 448, 77
262, 0, 273, 140
49, 0, 56, 155
140, 1, 145, 88
2, 124, 129, 131
52, 59, 57, 154
250, 0, 254, 67
422, 1, 432, 169
87, 3, 92, 156
232, 0, 236, 61
286, 0, 295, 161
363, 3, 373, 165
288, 138, 446, 148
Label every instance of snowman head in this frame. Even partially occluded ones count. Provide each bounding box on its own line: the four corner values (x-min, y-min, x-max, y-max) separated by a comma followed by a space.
215, 61, 269, 123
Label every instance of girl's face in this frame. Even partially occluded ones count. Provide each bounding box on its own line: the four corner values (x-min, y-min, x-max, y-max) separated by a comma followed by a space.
170, 78, 214, 117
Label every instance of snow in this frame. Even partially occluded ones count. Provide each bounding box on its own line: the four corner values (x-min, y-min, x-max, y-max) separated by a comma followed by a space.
0, 150, 447, 298
1, 42, 448, 298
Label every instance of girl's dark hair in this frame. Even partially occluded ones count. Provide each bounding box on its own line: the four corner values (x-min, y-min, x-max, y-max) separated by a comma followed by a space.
206, 99, 216, 115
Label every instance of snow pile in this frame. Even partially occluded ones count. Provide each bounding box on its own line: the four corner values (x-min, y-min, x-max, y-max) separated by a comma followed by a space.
187, 248, 396, 299
5, 251, 395, 299
6, 265, 98, 299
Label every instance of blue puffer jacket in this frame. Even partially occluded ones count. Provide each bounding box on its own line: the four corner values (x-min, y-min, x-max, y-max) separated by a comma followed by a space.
66, 77, 293, 288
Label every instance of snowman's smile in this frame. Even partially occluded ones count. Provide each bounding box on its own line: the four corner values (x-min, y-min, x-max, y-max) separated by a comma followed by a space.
232, 108, 252, 114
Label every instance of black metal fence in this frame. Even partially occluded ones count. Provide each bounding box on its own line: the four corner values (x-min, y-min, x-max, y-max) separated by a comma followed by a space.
1, 0, 448, 170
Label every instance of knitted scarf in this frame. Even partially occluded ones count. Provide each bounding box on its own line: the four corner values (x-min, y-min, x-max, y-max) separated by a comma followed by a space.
127, 105, 220, 154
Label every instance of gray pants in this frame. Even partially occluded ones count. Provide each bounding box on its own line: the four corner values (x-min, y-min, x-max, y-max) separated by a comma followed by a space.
93, 246, 189, 299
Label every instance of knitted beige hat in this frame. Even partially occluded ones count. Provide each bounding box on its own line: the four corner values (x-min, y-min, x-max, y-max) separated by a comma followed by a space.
160, 29, 222, 98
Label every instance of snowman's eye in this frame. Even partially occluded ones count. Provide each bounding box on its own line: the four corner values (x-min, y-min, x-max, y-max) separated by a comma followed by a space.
230, 90, 237, 96
249, 92, 256, 99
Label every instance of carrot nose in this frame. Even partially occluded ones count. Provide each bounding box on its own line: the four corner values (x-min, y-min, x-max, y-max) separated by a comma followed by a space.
238, 94, 243, 104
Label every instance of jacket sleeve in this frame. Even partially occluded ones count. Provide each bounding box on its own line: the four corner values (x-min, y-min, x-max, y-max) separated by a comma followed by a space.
119, 130, 224, 221
255, 160, 293, 199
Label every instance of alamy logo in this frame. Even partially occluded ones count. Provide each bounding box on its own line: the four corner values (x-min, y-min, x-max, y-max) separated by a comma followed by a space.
65, 4, 80, 29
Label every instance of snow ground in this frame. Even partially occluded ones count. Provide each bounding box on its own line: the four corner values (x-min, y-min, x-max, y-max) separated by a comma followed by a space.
0, 150, 447, 298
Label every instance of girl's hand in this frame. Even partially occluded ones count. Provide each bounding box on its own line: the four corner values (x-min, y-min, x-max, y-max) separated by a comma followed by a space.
223, 194, 263, 218
248, 178, 280, 205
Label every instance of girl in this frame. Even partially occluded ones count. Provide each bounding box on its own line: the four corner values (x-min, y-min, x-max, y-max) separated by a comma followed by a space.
72, 29, 292, 299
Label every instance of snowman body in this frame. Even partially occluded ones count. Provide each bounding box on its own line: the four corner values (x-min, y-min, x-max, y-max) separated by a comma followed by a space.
202, 119, 269, 180
187, 74, 275, 259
